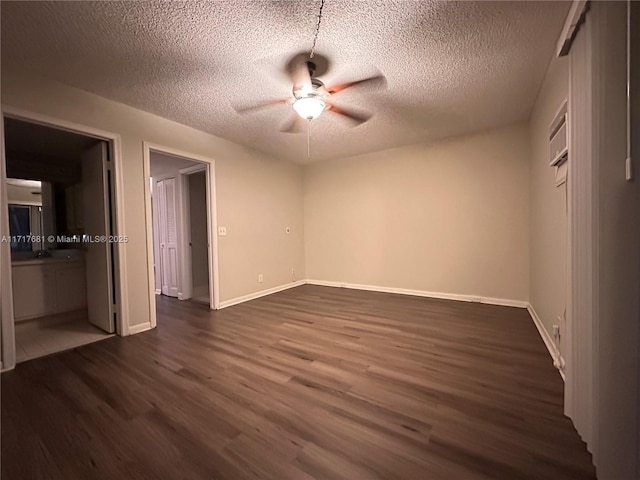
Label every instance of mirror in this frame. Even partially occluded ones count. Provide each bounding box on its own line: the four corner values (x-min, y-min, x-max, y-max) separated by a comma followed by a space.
6, 177, 86, 258
4, 118, 95, 259
7, 179, 46, 253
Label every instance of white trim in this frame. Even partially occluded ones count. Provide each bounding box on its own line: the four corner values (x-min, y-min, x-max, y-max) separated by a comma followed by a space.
151, 172, 181, 182
0, 106, 129, 360
142, 144, 158, 329
179, 164, 206, 175
108, 136, 129, 336
145, 143, 218, 167
305, 279, 528, 308
3, 105, 116, 141
557, 0, 588, 57
527, 304, 565, 381
205, 162, 219, 311
0, 111, 16, 370
219, 280, 306, 309
128, 322, 153, 335
154, 289, 161, 295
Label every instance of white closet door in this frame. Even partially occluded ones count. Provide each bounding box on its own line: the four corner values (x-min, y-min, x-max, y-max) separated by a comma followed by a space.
158, 177, 179, 298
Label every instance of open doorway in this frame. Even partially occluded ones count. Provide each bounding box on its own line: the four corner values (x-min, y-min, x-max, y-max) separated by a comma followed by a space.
146, 146, 218, 316
2, 118, 117, 363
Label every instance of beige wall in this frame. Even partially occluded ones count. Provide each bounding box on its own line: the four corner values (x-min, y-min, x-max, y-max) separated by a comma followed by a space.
304, 123, 530, 303
528, 55, 568, 345
1, 68, 305, 332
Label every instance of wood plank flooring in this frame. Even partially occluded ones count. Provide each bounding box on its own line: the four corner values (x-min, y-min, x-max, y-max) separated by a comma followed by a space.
1, 285, 596, 479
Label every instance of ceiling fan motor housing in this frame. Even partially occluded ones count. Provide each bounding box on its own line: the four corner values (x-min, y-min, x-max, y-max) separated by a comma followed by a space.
292, 78, 329, 100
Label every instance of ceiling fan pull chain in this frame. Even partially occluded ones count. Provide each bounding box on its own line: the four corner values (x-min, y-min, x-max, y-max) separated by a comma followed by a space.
309, 0, 325, 59
307, 119, 311, 159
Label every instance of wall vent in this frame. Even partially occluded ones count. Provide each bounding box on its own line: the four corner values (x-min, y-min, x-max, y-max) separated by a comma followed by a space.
550, 100, 569, 167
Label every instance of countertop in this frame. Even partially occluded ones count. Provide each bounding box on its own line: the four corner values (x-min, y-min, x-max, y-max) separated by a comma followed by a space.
12, 256, 85, 267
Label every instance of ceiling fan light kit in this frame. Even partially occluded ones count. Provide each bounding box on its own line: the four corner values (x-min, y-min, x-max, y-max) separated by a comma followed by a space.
292, 69, 328, 120
293, 96, 325, 120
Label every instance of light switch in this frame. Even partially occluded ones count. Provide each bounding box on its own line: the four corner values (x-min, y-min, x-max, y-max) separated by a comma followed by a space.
218, 226, 227, 236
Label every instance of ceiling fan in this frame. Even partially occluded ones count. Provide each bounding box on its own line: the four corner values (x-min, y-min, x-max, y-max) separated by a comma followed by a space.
234, 53, 386, 133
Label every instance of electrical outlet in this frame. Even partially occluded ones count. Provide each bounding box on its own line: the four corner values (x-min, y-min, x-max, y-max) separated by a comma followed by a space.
553, 325, 560, 339
470, 296, 482, 303
218, 226, 227, 236
258, 274, 263, 283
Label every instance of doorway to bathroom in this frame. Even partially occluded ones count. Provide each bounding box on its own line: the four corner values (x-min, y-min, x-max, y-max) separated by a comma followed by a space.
2, 117, 118, 364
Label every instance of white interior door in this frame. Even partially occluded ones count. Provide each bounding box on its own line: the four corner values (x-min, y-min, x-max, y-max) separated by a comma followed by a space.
157, 178, 179, 298
82, 142, 114, 333
187, 171, 210, 303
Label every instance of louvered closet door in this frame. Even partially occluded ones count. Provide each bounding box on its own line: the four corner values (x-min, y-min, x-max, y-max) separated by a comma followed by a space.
158, 177, 179, 298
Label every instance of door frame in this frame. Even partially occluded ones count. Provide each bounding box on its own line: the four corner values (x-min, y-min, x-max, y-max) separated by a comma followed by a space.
143, 142, 220, 327
0, 105, 129, 371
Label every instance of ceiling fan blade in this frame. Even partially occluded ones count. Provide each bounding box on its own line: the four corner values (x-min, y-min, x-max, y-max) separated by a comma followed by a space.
327, 105, 372, 125
280, 113, 306, 133
233, 98, 289, 114
327, 74, 387, 95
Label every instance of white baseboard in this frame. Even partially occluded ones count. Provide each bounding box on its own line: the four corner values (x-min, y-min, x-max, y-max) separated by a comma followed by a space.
128, 322, 154, 335
154, 289, 161, 295
218, 280, 306, 309
1, 355, 16, 372
527, 304, 565, 381
305, 279, 528, 308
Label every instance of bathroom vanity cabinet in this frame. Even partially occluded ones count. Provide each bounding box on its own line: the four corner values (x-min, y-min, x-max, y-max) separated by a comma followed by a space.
12, 258, 87, 321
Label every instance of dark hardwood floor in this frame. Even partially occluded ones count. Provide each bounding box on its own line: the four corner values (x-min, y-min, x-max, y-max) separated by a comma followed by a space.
2, 285, 595, 479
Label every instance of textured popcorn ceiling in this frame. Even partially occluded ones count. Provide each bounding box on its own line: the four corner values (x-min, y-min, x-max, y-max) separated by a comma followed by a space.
1, 1, 569, 163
